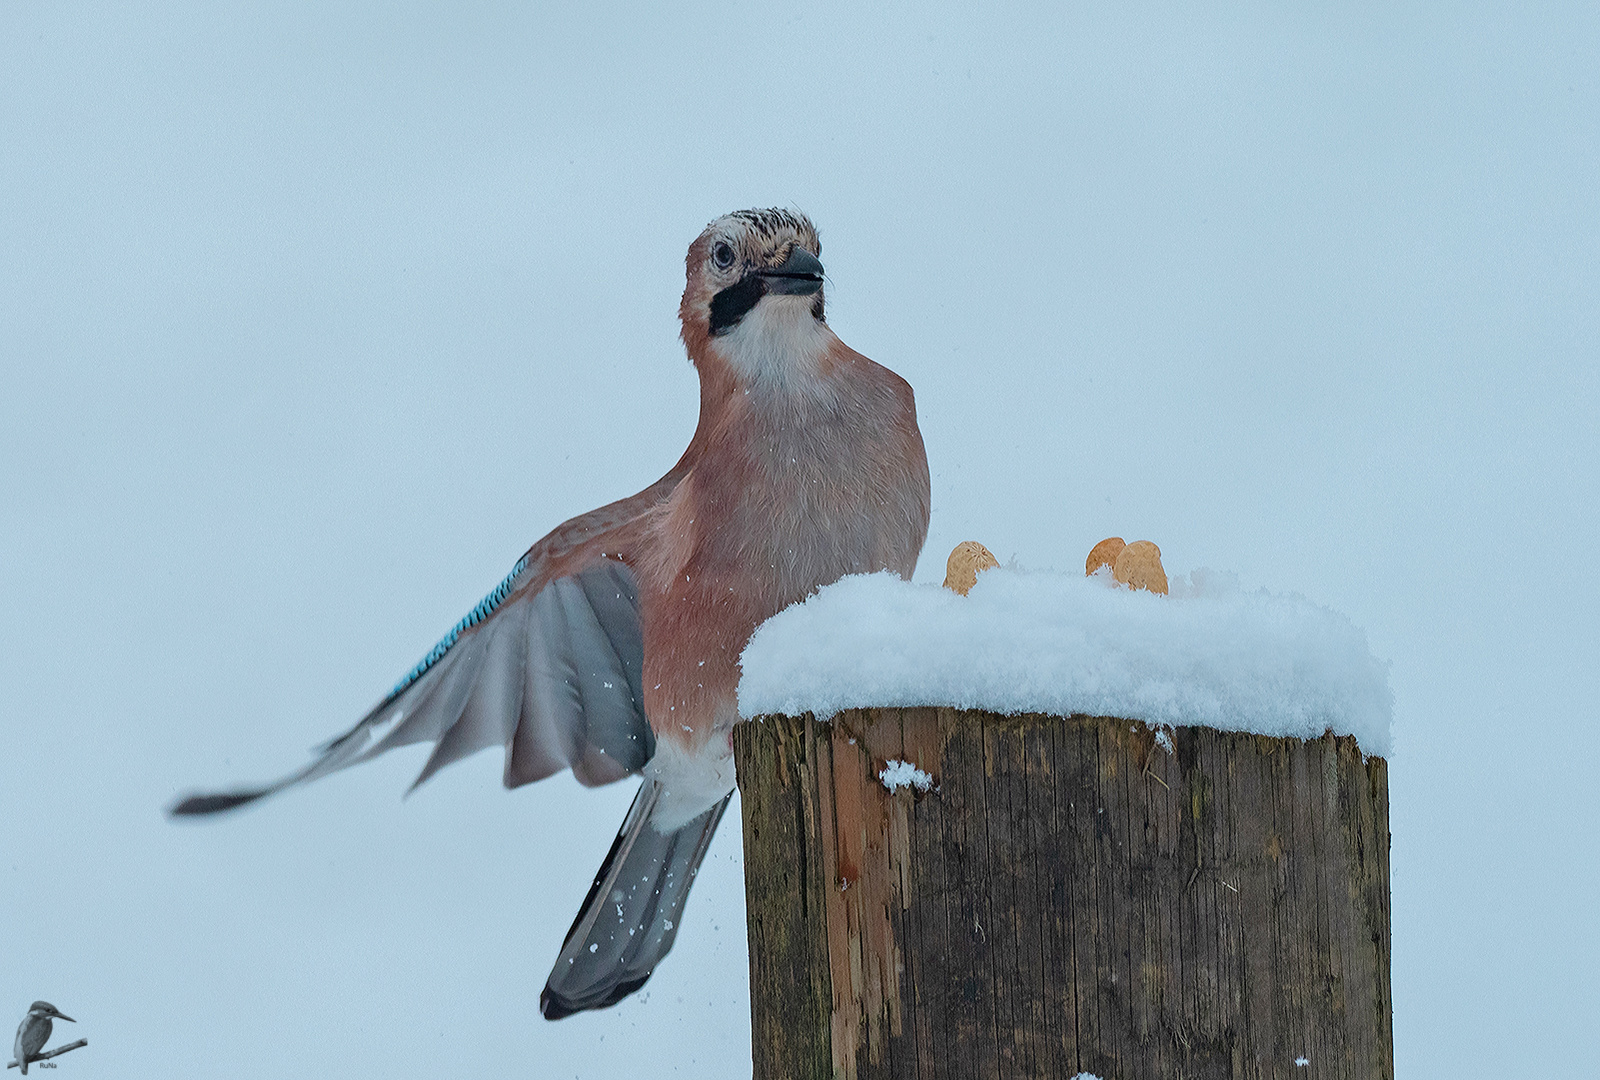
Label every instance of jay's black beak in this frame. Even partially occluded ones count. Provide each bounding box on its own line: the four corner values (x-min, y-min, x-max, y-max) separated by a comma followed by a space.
759, 248, 824, 295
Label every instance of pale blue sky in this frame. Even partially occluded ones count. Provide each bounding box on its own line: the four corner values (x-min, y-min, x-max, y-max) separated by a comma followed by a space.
3, 3, 1596, 1076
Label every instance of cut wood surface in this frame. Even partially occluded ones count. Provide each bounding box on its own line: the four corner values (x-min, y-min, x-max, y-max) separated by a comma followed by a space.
735, 709, 1391, 1080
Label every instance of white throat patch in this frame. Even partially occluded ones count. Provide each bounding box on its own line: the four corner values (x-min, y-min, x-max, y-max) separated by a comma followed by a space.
712, 295, 832, 392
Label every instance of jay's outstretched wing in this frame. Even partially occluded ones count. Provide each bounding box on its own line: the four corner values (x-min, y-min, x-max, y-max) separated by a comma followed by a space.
171, 491, 673, 816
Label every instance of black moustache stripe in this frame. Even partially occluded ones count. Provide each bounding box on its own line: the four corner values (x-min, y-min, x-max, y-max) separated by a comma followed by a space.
709, 275, 767, 336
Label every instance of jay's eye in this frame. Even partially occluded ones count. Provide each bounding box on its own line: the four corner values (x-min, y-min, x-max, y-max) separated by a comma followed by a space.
711, 242, 735, 270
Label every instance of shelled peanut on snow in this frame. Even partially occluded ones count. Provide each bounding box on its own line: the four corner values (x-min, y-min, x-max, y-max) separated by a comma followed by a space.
944, 536, 1169, 598
941, 540, 999, 596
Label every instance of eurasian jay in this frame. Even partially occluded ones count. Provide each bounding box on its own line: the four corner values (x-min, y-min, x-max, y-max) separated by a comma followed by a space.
171, 208, 931, 1018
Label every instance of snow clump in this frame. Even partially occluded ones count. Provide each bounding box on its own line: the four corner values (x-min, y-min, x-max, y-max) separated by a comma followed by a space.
738, 566, 1392, 756
878, 759, 934, 792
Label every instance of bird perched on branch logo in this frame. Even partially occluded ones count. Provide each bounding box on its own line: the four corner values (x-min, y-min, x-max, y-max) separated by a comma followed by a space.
171, 208, 931, 1018
12, 1002, 76, 1074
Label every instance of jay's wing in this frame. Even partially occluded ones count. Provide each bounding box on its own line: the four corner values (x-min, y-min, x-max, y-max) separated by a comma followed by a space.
171, 505, 667, 816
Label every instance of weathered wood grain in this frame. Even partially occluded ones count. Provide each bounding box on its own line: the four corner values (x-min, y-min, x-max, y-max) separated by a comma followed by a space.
735, 710, 1392, 1080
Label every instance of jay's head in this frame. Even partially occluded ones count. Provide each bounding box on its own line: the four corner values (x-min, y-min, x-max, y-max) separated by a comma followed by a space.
680, 208, 830, 383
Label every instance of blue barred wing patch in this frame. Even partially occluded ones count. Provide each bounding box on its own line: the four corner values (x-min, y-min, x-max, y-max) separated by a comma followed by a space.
383, 554, 532, 705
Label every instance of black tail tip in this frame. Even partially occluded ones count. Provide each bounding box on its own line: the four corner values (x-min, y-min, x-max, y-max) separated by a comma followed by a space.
538, 989, 580, 1021
168, 790, 268, 817
539, 972, 653, 1021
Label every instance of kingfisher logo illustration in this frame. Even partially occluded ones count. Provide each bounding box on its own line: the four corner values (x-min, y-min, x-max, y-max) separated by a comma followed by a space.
8, 1003, 85, 1073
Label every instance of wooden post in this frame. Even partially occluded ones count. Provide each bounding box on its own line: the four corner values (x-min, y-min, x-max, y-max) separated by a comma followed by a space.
734, 709, 1391, 1080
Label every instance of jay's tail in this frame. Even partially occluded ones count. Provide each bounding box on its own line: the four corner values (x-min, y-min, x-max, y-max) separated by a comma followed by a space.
540, 779, 730, 1019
